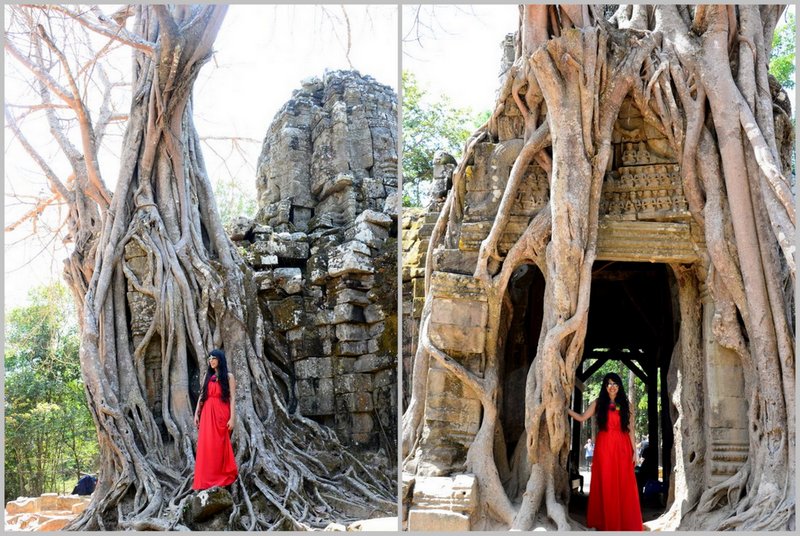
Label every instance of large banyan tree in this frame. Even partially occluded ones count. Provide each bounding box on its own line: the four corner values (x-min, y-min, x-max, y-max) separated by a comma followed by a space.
402, 4, 794, 530
5, 4, 393, 530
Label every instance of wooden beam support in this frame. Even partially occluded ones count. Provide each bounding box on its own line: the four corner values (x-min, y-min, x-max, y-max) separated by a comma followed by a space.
580, 355, 611, 381
619, 355, 648, 382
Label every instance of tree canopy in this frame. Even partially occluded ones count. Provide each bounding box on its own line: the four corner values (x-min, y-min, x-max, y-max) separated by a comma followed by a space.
5, 283, 99, 500
402, 70, 483, 207
769, 11, 796, 89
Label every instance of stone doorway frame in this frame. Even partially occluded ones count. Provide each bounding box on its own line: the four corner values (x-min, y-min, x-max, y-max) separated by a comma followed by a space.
406, 213, 736, 530
497, 252, 680, 526
569, 256, 678, 496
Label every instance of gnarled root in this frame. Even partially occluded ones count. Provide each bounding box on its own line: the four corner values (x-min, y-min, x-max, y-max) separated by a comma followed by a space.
697, 462, 750, 514
474, 124, 551, 283
511, 432, 572, 531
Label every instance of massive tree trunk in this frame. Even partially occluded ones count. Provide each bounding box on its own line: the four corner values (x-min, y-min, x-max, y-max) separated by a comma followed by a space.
403, 4, 794, 530
8, 5, 393, 530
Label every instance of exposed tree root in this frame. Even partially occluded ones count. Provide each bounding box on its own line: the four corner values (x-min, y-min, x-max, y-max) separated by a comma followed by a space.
474, 125, 550, 282
698, 463, 750, 514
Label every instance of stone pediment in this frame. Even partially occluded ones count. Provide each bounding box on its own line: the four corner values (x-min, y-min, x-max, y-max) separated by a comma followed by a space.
596, 219, 703, 264
453, 93, 702, 264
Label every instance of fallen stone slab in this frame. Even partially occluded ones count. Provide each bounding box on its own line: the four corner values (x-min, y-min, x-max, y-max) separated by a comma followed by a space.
5, 497, 40, 515
36, 515, 73, 531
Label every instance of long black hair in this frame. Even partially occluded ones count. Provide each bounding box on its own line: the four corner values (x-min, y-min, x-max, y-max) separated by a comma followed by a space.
200, 349, 230, 403
596, 372, 630, 432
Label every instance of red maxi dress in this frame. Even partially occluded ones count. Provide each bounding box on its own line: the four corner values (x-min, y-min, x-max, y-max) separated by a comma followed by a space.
586, 405, 643, 531
193, 376, 238, 490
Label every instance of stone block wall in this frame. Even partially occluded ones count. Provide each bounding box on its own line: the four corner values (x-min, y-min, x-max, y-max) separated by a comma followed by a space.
401, 158, 454, 408
232, 71, 397, 449
413, 272, 487, 476
404, 474, 478, 531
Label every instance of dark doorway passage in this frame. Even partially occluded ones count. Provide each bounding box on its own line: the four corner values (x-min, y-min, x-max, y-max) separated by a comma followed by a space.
568, 261, 677, 526
498, 264, 545, 459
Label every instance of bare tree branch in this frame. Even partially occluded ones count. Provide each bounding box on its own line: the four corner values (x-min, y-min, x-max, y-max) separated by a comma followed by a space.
33, 20, 111, 207
341, 5, 354, 70
5, 38, 75, 104
200, 135, 260, 144
5, 194, 64, 233
5, 101, 71, 122
22, 4, 156, 54
4, 105, 72, 201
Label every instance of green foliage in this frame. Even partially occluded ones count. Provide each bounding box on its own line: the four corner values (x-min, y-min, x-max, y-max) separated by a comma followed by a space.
770, 11, 796, 89
5, 283, 99, 499
473, 108, 492, 127
213, 176, 257, 227
402, 71, 485, 207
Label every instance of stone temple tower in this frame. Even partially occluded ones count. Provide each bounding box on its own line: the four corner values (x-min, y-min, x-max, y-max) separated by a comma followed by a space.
230, 70, 398, 451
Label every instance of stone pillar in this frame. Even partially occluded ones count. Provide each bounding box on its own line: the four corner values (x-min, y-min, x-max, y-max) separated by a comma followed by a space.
701, 285, 749, 486
646, 357, 658, 472
235, 71, 398, 448
401, 157, 455, 409
571, 362, 584, 469
415, 272, 486, 476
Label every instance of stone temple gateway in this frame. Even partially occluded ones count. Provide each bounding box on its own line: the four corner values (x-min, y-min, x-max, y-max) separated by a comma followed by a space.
401, 37, 761, 531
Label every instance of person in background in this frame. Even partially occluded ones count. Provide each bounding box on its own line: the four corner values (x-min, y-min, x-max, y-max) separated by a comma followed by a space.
72, 474, 97, 496
584, 437, 594, 469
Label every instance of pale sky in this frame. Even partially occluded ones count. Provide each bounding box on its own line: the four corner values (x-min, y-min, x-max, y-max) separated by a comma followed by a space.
4, 5, 397, 308
195, 5, 398, 145
402, 5, 519, 112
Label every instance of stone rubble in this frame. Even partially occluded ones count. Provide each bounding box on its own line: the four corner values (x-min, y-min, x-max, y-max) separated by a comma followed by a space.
4, 493, 91, 532
183, 487, 234, 530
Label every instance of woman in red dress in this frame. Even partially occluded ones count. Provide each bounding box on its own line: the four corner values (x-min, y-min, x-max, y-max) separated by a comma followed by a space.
568, 372, 643, 531
193, 349, 238, 490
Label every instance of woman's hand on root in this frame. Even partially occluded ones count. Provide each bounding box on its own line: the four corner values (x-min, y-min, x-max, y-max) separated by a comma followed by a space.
194, 413, 200, 427
227, 417, 235, 431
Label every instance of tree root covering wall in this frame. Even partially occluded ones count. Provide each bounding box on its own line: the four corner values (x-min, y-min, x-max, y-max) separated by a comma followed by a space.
230, 70, 399, 451
402, 5, 794, 532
